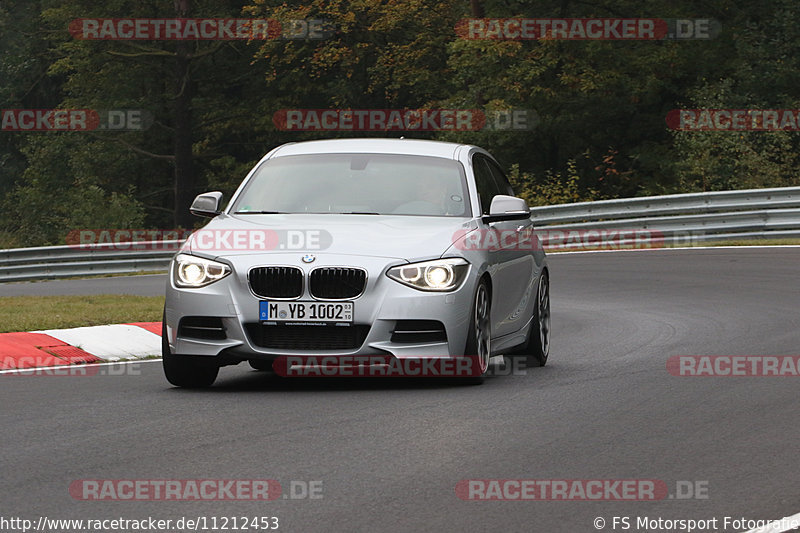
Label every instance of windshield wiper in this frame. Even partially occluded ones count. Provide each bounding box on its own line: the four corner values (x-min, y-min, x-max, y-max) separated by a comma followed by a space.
234, 211, 286, 214
336, 212, 381, 215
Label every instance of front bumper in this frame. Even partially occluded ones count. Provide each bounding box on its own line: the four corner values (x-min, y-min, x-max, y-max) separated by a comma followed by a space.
164, 253, 477, 361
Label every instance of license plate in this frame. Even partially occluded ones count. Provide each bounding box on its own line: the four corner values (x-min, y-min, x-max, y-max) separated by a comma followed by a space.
259, 301, 353, 323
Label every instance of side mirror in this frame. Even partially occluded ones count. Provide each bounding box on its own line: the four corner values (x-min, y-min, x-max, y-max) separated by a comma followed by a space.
482, 195, 530, 223
190, 191, 223, 218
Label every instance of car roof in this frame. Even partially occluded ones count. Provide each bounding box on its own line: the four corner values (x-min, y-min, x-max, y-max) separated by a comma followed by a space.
268, 138, 469, 159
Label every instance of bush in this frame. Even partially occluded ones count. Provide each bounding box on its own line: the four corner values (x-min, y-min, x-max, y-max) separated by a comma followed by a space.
508, 160, 602, 206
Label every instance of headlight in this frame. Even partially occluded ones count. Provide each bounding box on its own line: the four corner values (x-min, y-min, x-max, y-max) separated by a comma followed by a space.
387, 258, 469, 292
173, 253, 231, 288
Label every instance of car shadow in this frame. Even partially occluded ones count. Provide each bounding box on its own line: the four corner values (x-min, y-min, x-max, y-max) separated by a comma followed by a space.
163, 357, 540, 393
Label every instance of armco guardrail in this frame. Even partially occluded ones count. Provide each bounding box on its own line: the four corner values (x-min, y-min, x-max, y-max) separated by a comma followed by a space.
530, 185, 800, 248
528, 186, 800, 225
1, 186, 800, 282
0, 242, 181, 282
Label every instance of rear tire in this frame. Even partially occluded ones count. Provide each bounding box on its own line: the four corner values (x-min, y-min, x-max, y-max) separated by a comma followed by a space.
162, 313, 219, 388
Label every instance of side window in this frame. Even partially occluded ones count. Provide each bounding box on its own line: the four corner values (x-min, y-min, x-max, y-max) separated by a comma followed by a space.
484, 158, 515, 196
472, 154, 502, 214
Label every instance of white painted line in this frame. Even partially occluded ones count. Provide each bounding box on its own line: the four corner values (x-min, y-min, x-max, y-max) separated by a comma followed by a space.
741, 511, 800, 533
34, 324, 162, 361
0, 358, 161, 375
551, 245, 800, 255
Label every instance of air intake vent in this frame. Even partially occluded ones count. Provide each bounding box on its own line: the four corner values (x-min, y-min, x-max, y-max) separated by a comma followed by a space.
249, 266, 303, 299
244, 323, 370, 350
390, 320, 447, 343
178, 316, 226, 340
309, 267, 366, 299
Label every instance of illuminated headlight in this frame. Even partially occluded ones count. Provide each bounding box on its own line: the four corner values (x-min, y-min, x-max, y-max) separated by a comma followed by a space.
387, 258, 469, 292
173, 254, 231, 288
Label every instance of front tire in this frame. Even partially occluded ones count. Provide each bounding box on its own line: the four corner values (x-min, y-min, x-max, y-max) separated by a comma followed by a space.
162, 314, 219, 388
249, 359, 274, 372
510, 270, 550, 367
463, 279, 491, 382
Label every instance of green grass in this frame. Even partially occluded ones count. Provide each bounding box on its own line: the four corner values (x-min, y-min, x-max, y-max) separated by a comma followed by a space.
0, 295, 164, 333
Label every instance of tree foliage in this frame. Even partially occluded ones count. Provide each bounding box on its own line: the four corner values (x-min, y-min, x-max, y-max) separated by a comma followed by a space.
1, 0, 799, 247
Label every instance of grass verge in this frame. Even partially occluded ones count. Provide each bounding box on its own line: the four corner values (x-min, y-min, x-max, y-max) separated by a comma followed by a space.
0, 295, 164, 333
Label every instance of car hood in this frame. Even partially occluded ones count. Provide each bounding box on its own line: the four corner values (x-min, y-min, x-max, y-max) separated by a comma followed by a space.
182, 213, 479, 262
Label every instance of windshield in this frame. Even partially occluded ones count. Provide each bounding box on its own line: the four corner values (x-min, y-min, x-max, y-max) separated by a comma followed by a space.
230, 153, 471, 217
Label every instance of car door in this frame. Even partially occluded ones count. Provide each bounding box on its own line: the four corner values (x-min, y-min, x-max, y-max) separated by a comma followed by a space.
475, 154, 536, 338
472, 154, 534, 339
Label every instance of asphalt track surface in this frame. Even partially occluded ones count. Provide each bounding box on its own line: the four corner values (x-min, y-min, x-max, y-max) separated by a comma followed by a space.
2, 248, 799, 532
1, 273, 168, 297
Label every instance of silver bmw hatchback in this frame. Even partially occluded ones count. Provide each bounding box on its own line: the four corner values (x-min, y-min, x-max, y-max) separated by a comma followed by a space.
163, 138, 550, 387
